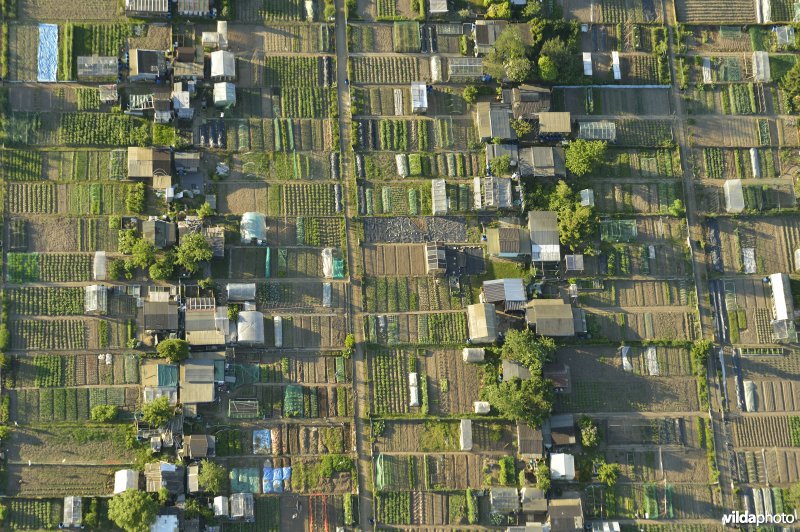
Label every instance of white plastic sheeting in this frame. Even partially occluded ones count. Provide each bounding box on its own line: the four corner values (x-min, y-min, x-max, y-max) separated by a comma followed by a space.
322, 248, 334, 278
743, 380, 757, 412
227, 283, 256, 301
37, 24, 58, 82
274, 316, 283, 348
724, 179, 745, 213
430, 56, 442, 83
237, 310, 265, 344
620, 346, 633, 372
612, 51, 621, 80
93, 251, 107, 281
431, 178, 448, 214
460, 419, 473, 451
240, 212, 267, 243
322, 283, 332, 308
582, 52, 593, 76
473, 401, 491, 414
753, 51, 771, 82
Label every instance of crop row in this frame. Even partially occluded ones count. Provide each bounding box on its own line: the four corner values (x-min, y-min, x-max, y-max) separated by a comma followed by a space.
227, 118, 329, 153
351, 56, 421, 84
264, 56, 330, 88
279, 87, 332, 118
360, 183, 430, 216
1, 149, 42, 181
376, 491, 411, 525
7, 253, 93, 283
417, 312, 468, 345
7, 499, 61, 530
281, 183, 338, 216
7, 182, 56, 214
16, 386, 135, 423
59, 113, 151, 146
33, 354, 63, 387
10, 319, 87, 350
76, 88, 101, 111
8, 287, 84, 316
371, 349, 411, 415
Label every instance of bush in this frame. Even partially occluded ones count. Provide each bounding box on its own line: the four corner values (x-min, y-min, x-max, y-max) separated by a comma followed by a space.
126, 183, 146, 214
498, 456, 516, 486
156, 338, 189, 363
91, 404, 118, 422
466, 489, 479, 524
463, 85, 478, 104
142, 396, 173, 427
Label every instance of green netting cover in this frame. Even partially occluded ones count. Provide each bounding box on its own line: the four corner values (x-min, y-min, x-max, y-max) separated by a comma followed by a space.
229, 467, 261, 493
284, 385, 304, 417
265, 247, 271, 278
232, 364, 260, 389
332, 258, 345, 279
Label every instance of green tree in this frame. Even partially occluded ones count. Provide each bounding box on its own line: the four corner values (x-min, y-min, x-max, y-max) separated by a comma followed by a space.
537, 55, 558, 81
522, 0, 541, 19
108, 259, 126, 281
511, 118, 533, 138
149, 253, 175, 281
197, 201, 214, 220
667, 198, 686, 217
156, 338, 189, 363
501, 328, 555, 373
482, 377, 554, 427
142, 396, 174, 428
536, 461, 551, 491
0, 426, 10, 440
483, 26, 527, 79
565, 139, 607, 176
107, 489, 158, 532
91, 404, 119, 422
486, 0, 511, 18
558, 203, 596, 252
175, 232, 213, 274
579, 416, 599, 448
198, 459, 227, 494
779, 60, 800, 111
463, 85, 479, 104
126, 183, 146, 214
597, 462, 621, 487
157, 487, 170, 505
130, 239, 156, 269
489, 154, 512, 176
118, 230, 139, 254
504, 56, 532, 82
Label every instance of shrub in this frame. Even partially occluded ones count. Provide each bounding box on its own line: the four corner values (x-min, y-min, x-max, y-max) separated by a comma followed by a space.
126, 183, 146, 214
156, 339, 189, 363
91, 404, 118, 422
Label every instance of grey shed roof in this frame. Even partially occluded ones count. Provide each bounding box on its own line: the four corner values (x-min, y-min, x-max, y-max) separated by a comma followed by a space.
144, 461, 185, 494
476, 102, 515, 140
517, 422, 544, 457
528, 211, 561, 262
474, 20, 508, 47
429, 0, 448, 12
144, 301, 179, 330
125, 0, 169, 14
227, 283, 257, 301
509, 85, 551, 118
503, 359, 531, 380
490, 486, 519, 513
518, 146, 565, 177
538, 112, 572, 134
486, 227, 531, 256
525, 299, 578, 337
63, 496, 82, 527
143, 220, 177, 249
467, 303, 497, 343
485, 143, 519, 166
77, 56, 118, 80
483, 278, 527, 311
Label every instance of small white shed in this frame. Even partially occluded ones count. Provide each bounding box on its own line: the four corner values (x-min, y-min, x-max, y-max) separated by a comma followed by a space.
460, 419, 473, 451
214, 82, 236, 108
462, 347, 485, 362
474, 401, 491, 414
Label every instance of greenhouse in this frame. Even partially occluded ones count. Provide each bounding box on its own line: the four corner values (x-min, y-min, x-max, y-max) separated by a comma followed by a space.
214, 82, 237, 108
237, 311, 265, 344
227, 283, 256, 301
84, 285, 108, 313
240, 212, 267, 244
724, 179, 745, 213
600, 219, 638, 243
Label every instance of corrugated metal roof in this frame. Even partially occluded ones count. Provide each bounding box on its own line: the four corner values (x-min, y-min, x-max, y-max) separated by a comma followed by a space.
528, 211, 560, 262
467, 303, 497, 342
538, 112, 571, 134
525, 299, 576, 336
483, 278, 526, 304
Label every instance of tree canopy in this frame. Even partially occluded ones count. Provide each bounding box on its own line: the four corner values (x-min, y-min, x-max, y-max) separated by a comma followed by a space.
107, 489, 158, 532
501, 328, 555, 373
130, 239, 156, 269
489, 154, 512, 176
565, 139, 607, 176
90, 404, 118, 422
579, 416, 599, 448
198, 459, 227, 494
142, 396, 174, 428
597, 462, 621, 487
536, 37, 581, 83
156, 338, 189, 363
175, 232, 213, 273
483, 26, 531, 82
482, 377, 554, 427
780, 61, 800, 112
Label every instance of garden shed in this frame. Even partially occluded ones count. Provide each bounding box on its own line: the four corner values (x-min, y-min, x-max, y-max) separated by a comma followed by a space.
429, 0, 448, 13
743, 380, 757, 411
565, 254, 585, 272
202, 21, 230, 50
431, 178, 448, 214
538, 112, 571, 138
506, 84, 551, 119
462, 347, 485, 362
145, 461, 185, 494
180, 360, 216, 405
125, 0, 169, 17
549, 497, 584, 529
129, 49, 167, 82
582, 52, 593, 75
411, 82, 428, 113
174, 61, 204, 80
580, 188, 595, 207
214, 496, 229, 517
503, 360, 531, 380
528, 210, 561, 262
63, 496, 82, 527
211, 50, 236, 81
518, 146, 565, 178
752, 51, 771, 82
240, 212, 267, 243
77, 56, 118, 81
525, 299, 585, 337
172, 84, 193, 120
114, 469, 139, 494
227, 283, 256, 301
473, 20, 507, 56
486, 226, 530, 259
485, 143, 518, 172
183, 434, 216, 459
460, 419, 473, 451
128, 147, 172, 180
483, 278, 527, 311
238, 311, 265, 344
143, 220, 177, 249
144, 300, 179, 331
466, 303, 498, 343
476, 103, 515, 142
93, 251, 107, 281
578, 120, 617, 141
550, 453, 575, 480
214, 82, 237, 108
517, 422, 544, 459
84, 285, 108, 314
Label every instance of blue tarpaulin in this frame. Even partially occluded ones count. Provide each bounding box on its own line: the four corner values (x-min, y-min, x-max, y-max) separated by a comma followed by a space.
262, 466, 291, 493
37, 24, 58, 82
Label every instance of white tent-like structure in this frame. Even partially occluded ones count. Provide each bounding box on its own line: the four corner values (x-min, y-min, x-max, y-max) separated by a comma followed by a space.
240, 212, 267, 243
753, 51, 771, 82
474, 401, 491, 414
743, 380, 757, 412
237, 311, 265, 344
274, 316, 283, 348
114, 469, 139, 494
63, 496, 82, 527
93, 251, 107, 281
460, 419, 473, 451
213, 496, 229, 517
214, 82, 236, 108
210, 50, 235, 80
550, 453, 575, 480
431, 178, 448, 214
723, 179, 745, 213
462, 347, 485, 362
